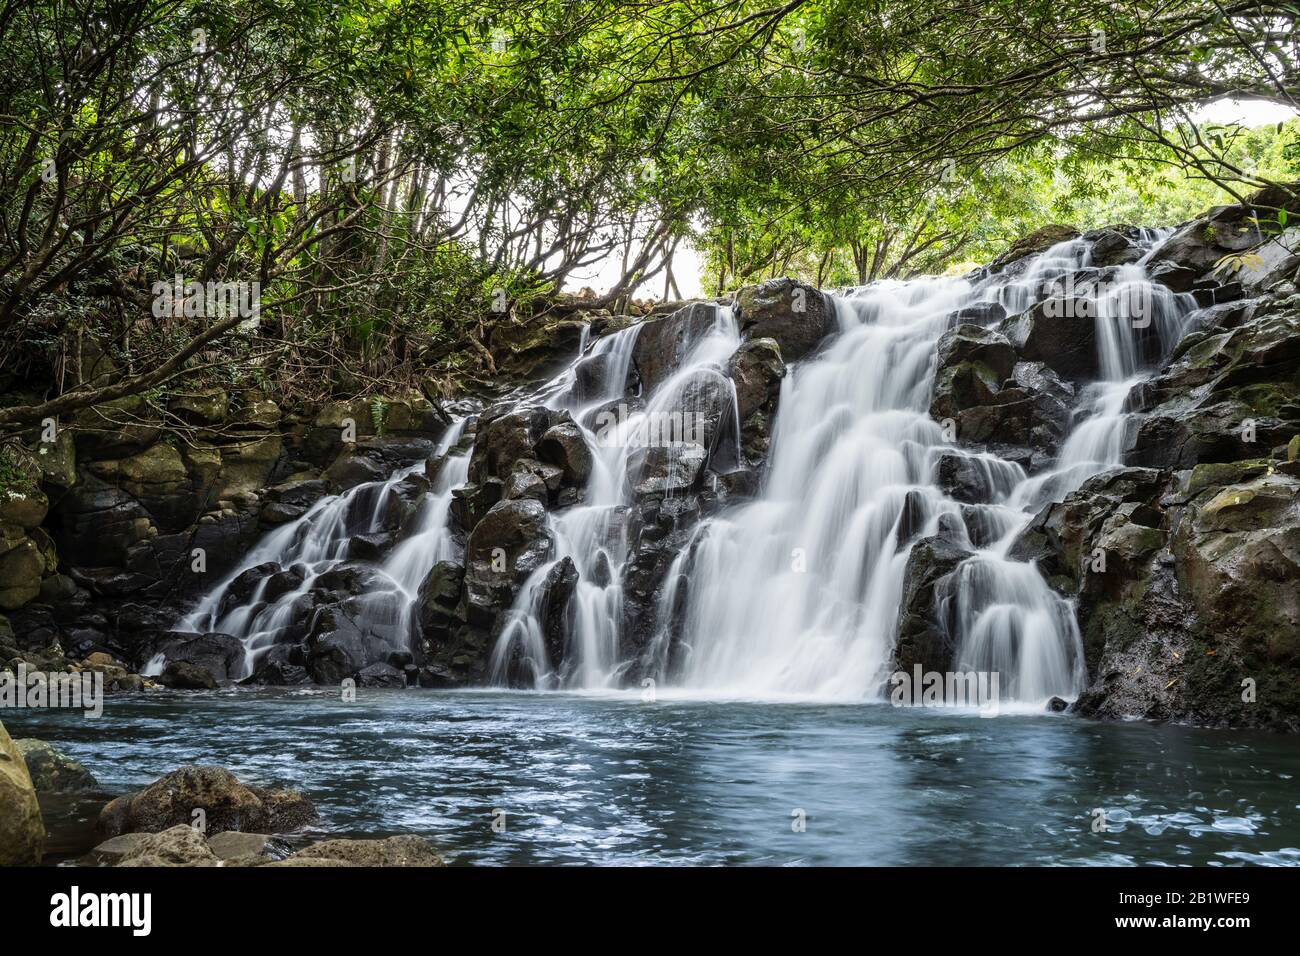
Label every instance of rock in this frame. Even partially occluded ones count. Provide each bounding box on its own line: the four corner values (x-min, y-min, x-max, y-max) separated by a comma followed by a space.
988, 224, 1080, 272
90, 832, 151, 865
626, 443, 708, 497
933, 452, 1021, 504
1000, 298, 1099, 383
1084, 226, 1145, 267
631, 302, 719, 394
1124, 293, 1300, 469
149, 632, 245, 685
1148, 203, 1267, 288
207, 830, 274, 861
349, 531, 395, 561
727, 338, 786, 454
417, 560, 465, 640
13, 739, 99, 792
0, 719, 45, 864
1046, 695, 1070, 713
463, 499, 552, 627
936, 324, 1018, 382
324, 451, 386, 491
0, 537, 45, 610
170, 388, 229, 425
0, 486, 48, 530
537, 422, 593, 486
115, 824, 219, 867
305, 602, 399, 685
468, 406, 553, 485
292, 834, 444, 867
733, 278, 832, 361
356, 662, 407, 687
891, 523, 972, 678
97, 766, 318, 837
159, 660, 218, 689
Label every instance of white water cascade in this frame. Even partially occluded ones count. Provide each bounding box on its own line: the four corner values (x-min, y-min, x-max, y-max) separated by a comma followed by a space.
179, 420, 470, 678
175, 229, 1201, 707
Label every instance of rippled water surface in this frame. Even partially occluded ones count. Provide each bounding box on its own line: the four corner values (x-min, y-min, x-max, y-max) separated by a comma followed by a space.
7, 689, 1300, 866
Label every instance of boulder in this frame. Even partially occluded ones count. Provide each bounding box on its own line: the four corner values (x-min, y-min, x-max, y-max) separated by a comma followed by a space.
626, 443, 708, 498
1000, 299, 1099, 383
114, 824, 219, 867
97, 766, 318, 837
728, 337, 784, 417
988, 224, 1080, 272
631, 302, 719, 395
733, 278, 832, 362
149, 632, 245, 685
468, 406, 553, 485
537, 422, 594, 486
462, 499, 552, 627
891, 521, 973, 678
14, 739, 99, 792
0, 719, 45, 864
292, 835, 444, 867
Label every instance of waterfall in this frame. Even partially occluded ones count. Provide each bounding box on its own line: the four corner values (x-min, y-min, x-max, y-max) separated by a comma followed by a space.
178, 419, 470, 678
175, 228, 1200, 708
649, 232, 1196, 703
487, 308, 741, 686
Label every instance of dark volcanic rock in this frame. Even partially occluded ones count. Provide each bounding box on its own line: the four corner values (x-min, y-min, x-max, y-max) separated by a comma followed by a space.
733, 278, 832, 362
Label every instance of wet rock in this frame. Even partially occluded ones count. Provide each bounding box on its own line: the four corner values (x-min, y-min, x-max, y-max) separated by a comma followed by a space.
1000, 298, 1099, 383
13, 739, 99, 792
988, 224, 1080, 273
626, 443, 708, 498
349, 531, 395, 561
292, 835, 443, 867
1083, 225, 1145, 267
463, 499, 552, 627
149, 632, 245, 685
468, 405, 553, 486
631, 302, 719, 394
160, 660, 218, 689
323, 451, 385, 491
934, 452, 1021, 504
734, 278, 832, 362
97, 766, 318, 837
417, 560, 465, 641
260, 478, 328, 524
356, 662, 407, 688
891, 523, 972, 678
539, 556, 579, 669
0, 720, 46, 864
537, 422, 593, 486
115, 824, 219, 867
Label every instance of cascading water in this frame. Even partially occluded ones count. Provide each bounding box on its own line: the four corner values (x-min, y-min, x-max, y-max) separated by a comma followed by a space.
640, 232, 1197, 703
179, 419, 470, 677
177, 228, 1200, 709
487, 307, 742, 687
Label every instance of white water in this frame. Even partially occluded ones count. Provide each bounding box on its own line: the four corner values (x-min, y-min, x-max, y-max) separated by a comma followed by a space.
179, 420, 469, 678
177, 231, 1198, 705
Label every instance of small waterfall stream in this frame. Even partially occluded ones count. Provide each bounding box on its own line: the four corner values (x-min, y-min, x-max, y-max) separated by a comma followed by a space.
180, 421, 469, 677
177, 230, 1200, 706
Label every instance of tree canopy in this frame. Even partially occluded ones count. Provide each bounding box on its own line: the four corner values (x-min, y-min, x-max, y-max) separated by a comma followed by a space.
1, 0, 1296, 429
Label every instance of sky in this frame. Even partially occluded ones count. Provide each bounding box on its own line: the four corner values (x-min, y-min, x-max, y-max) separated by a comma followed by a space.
563, 98, 1300, 301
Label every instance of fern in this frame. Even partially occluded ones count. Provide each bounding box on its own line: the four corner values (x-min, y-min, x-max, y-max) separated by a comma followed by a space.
370, 398, 388, 437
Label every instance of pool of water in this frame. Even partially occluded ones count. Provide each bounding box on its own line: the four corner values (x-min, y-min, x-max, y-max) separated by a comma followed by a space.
6, 688, 1300, 866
